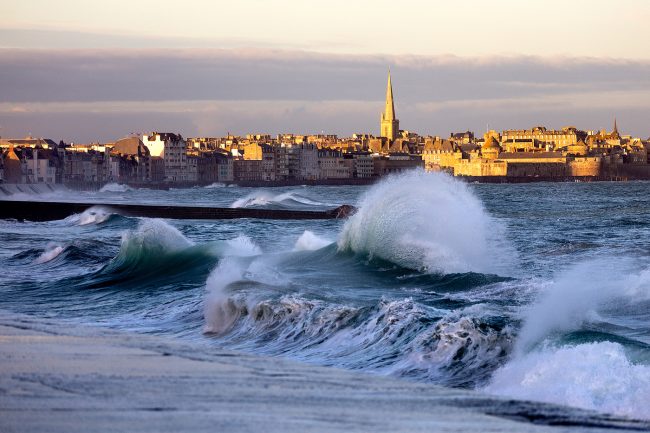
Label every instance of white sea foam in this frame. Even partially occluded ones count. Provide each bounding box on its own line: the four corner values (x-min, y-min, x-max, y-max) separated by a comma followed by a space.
485, 258, 650, 418
70, 206, 113, 226
516, 258, 650, 353
485, 342, 650, 419
33, 242, 65, 264
99, 183, 132, 193
203, 257, 247, 334
230, 190, 329, 208
204, 182, 226, 189
204, 235, 265, 334
294, 230, 332, 251
224, 235, 262, 257
338, 170, 510, 274
121, 219, 193, 254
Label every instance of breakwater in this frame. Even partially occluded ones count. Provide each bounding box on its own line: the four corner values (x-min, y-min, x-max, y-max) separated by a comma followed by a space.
0, 200, 356, 222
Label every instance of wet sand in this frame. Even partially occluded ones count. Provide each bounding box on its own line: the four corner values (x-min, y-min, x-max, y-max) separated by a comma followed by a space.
0, 311, 646, 433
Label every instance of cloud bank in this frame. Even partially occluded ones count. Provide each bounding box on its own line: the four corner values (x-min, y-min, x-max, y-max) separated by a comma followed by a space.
1, 49, 649, 142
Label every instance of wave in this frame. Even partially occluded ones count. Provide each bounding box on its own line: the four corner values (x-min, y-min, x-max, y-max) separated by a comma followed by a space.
338, 170, 512, 274
202, 245, 512, 387
204, 275, 512, 387
480, 257, 650, 419
99, 183, 132, 193
293, 230, 332, 251
80, 221, 268, 295
33, 242, 66, 264
230, 190, 334, 209
484, 341, 650, 419
101, 218, 194, 274
65, 206, 116, 226
515, 258, 650, 353
204, 182, 227, 189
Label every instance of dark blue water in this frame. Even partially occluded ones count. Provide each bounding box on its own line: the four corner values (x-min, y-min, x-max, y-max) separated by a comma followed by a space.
2, 172, 650, 419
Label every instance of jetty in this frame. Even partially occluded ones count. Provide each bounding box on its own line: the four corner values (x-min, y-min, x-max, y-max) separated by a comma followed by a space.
0, 200, 356, 222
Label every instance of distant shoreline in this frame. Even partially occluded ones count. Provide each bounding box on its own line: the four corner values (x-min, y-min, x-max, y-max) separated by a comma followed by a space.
0, 174, 647, 195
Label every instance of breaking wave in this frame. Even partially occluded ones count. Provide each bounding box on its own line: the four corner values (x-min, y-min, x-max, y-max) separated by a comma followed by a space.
33, 243, 66, 264
99, 183, 132, 193
483, 258, 650, 419
485, 342, 650, 418
204, 272, 512, 387
230, 190, 334, 209
204, 182, 227, 189
338, 170, 511, 274
65, 206, 115, 226
294, 230, 332, 251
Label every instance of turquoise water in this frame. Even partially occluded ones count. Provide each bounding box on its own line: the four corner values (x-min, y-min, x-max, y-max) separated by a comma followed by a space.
2, 172, 650, 420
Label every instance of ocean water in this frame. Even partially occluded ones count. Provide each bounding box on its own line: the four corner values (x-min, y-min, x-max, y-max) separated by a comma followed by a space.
2, 171, 650, 421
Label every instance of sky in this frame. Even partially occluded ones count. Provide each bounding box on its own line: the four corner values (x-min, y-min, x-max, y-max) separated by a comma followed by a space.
1, 0, 649, 142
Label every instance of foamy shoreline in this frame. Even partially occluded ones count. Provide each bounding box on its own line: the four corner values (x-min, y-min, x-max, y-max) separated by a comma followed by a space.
0, 310, 645, 433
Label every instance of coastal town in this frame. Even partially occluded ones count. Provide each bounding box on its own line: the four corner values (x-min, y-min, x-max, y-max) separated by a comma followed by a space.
1, 72, 649, 189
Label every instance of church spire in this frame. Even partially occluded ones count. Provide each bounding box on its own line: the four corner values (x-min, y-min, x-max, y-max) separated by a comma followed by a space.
380, 70, 399, 141
613, 117, 618, 133
384, 70, 396, 121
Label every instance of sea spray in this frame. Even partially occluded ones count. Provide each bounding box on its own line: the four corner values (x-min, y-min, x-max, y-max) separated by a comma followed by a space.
483, 257, 650, 418
484, 341, 650, 419
100, 218, 196, 278
203, 257, 248, 334
230, 190, 332, 209
203, 235, 264, 334
224, 235, 262, 257
294, 230, 332, 251
120, 218, 193, 253
515, 258, 650, 353
338, 170, 507, 274
99, 183, 132, 193
68, 206, 114, 226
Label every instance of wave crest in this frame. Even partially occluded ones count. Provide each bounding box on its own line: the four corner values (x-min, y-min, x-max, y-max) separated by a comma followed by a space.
230, 190, 332, 209
338, 171, 507, 274
33, 242, 66, 264
485, 341, 650, 419
99, 183, 132, 193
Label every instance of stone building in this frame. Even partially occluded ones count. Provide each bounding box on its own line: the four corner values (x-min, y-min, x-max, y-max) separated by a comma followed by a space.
501, 126, 580, 150
2, 146, 23, 183
197, 152, 233, 183
109, 137, 151, 183
19, 147, 60, 184
481, 136, 502, 160
344, 152, 374, 178
143, 133, 188, 182
422, 137, 458, 172
450, 131, 475, 145
319, 149, 351, 179
233, 159, 263, 182
64, 149, 106, 184
373, 155, 423, 176
297, 143, 320, 180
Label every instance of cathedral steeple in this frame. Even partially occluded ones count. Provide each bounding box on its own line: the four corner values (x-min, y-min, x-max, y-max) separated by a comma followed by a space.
612, 117, 620, 139
384, 70, 396, 121
380, 70, 399, 141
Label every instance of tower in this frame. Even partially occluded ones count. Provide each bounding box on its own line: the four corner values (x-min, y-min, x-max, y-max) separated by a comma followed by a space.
380, 70, 399, 141
612, 117, 620, 139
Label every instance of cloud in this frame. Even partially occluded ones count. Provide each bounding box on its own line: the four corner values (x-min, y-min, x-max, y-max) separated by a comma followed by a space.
0, 48, 649, 141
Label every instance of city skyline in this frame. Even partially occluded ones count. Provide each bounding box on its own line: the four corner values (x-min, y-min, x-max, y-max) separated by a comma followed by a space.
1, 1, 650, 142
